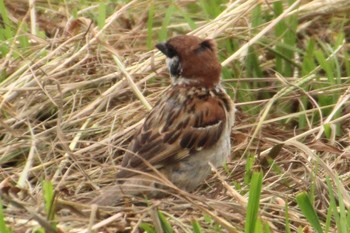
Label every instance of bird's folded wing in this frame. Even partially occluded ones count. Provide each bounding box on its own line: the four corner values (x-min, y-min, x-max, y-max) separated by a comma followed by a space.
117, 93, 227, 178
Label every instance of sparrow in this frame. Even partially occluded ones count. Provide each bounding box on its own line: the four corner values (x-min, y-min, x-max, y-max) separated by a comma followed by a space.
93, 35, 235, 205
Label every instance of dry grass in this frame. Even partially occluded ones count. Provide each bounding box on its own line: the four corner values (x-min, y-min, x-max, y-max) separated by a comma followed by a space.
1, 0, 350, 232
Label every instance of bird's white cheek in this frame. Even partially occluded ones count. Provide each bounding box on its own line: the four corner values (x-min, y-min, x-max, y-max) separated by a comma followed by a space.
166, 57, 175, 72
166, 57, 171, 70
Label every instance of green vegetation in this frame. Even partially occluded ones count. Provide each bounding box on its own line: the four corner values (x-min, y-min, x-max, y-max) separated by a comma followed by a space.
0, 0, 350, 232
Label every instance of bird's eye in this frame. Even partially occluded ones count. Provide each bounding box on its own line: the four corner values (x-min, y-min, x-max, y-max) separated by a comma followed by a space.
165, 44, 177, 58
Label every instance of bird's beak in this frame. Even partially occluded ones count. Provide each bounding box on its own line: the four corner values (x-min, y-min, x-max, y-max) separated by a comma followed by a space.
155, 42, 168, 56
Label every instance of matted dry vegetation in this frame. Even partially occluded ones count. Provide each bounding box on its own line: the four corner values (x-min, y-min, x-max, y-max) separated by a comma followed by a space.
1, 0, 350, 232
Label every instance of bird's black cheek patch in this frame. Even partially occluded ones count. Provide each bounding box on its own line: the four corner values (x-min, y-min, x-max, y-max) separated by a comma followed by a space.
194, 40, 214, 54
200, 40, 214, 51
166, 44, 177, 58
168, 56, 181, 77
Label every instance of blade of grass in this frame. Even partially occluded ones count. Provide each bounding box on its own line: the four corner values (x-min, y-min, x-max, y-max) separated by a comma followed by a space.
140, 223, 156, 233
244, 171, 263, 233
192, 219, 202, 233
264, 222, 272, 233
222, 0, 301, 66
251, 3, 262, 28
158, 5, 176, 41
42, 180, 56, 222
146, 2, 155, 49
344, 51, 350, 76
244, 155, 255, 185
285, 200, 291, 233
0, 199, 12, 233
314, 49, 334, 83
0, 0, 13, 39
296, 192, 323, 233
158, 211, 173, 233
248, 41, 344, 158
335, 176, 348, 233
274, 1, 286, 75
97, 3, 107, 29
199, 0, 223, 19
179, 9, 196, 30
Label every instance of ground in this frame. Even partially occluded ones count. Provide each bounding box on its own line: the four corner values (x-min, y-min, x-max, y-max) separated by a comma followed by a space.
1, 0, 350, 232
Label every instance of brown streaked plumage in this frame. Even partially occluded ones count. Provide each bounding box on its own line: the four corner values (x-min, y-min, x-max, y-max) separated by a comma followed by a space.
93, 35, 235, 205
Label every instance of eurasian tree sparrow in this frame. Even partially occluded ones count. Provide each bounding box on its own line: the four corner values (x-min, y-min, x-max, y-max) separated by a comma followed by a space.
93, 35, 235, 205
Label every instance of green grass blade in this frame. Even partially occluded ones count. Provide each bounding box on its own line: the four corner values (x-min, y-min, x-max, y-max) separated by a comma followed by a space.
314, 49, 334, 83
158, 5, 176, 41
251, 4, 262, 28
244, 155, 255, 185
285, 201, 291, 233
158, 211, 174, 233
324, 204, 332, 233
244, 171, 263, 233
146, 2, 155, 49
301, 39, 317, 75
326, 177, 340, 231
179, 9, 196, 30
0, 199, 12, 233
344, 51, 350, 76
97, 3, 107, 29
254, 218, 263, 233
273, 0, 297, 76
0, 0, 13, 39
335, 176, 348, 233
192, 219, 202, 233
273, 1, 285, 75
246, 47, 263, 78
199, 0, 222, 19
296, 192, 323, 233
42, 180, 56, 222
264, 222, 272, 233
139, 223, 156, 233
323, 123, 332, 139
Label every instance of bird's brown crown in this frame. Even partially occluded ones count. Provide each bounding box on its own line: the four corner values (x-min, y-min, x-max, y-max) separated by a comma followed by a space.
156, 35, 221, 88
